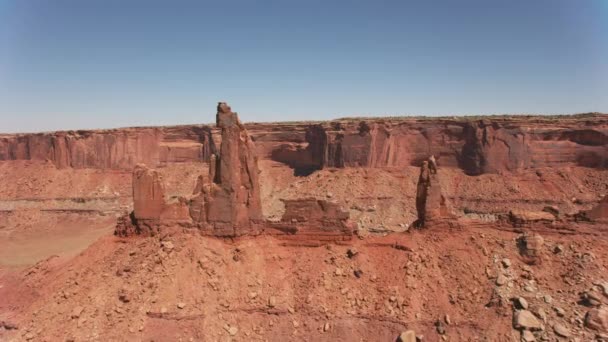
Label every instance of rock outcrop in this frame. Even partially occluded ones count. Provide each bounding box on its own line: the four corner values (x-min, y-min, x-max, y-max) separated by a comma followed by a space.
0, 126, 215, 169
585, 306, 608, 334
414, 156, 454, 227
517, 233, 545, 265
269, 198, 355, 241
115, 164, 191, 236
116, 103, 263, 237
508, 210, 556, 226
192, 102, 263, 236
266, 114, 608, 175
586, 195, 608, 223
460, 120, 531, 175
132, 164, 166, 221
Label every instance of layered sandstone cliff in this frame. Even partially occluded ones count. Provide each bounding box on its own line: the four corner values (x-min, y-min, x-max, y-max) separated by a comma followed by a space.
262, 114, 608, 175
1, 114, 607, 175
0, 126, 215, 169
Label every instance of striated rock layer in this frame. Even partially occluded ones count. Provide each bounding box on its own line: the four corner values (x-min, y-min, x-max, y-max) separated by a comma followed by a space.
2, 114, 607, 175
0, 126, 216, 169
268, 198, 355, 241
268, 114, 608, 175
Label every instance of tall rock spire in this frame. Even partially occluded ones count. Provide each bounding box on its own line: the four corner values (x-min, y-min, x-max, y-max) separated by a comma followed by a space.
415, 155, 454, 227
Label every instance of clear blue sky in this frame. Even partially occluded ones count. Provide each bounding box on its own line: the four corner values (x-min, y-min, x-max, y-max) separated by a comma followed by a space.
0, 0, 606, 133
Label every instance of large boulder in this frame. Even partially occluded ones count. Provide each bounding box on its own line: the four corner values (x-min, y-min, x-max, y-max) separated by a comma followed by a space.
513, 310, 542, 331
397, 330, 416, 342
517, 233, 545, 264
586, 196, 608, 222
585, 306, 608, 334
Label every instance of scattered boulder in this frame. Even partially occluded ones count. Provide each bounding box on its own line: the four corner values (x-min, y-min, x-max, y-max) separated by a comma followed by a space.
435, 320, 446, 334
347, 248, 358, 258
517, 233, 544, 264
353, 269, 363, 278
514, 297, 529, 310
496, 274, 508, 286
553, 244, 564, 254
118, 289, 131, 303
397, 330, 416, 342
581, 290, 603, 307
509, 210, 555, 226
71, 306, 84, 319
0, 321, 18, 330
585, 307, 608, 333
513, 310, 542, 331
228, 326, 238, 336
552, 323, 571, 338
521, 330, 536, 341
268, 296, 277, 308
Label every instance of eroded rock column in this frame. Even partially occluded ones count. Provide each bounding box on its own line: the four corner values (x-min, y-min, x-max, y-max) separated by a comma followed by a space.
415, 155, 454, 227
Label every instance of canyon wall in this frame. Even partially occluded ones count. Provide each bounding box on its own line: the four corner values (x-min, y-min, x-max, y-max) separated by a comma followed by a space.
1, 114, 607, 175
0, 126, 216, 169
268, 114, 608, 175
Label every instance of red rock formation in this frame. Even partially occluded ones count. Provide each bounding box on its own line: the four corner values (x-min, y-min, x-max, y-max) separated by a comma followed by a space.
586, 196, 608, 222
459, 120, 531, 175
119, 164, 191, 236
202, 102, 263, 236
114, 212, 137, 237
0, 126, 215, 169
585, 307, 608, 334
117, 103, 263, 237
2, 114, 607, 174
415, 156, 454, 227
267, 115, 608, 174
517, 233, 544, 265
132, 164, 166, 221
508, 210, 556, 226
269, 198, 355, 241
